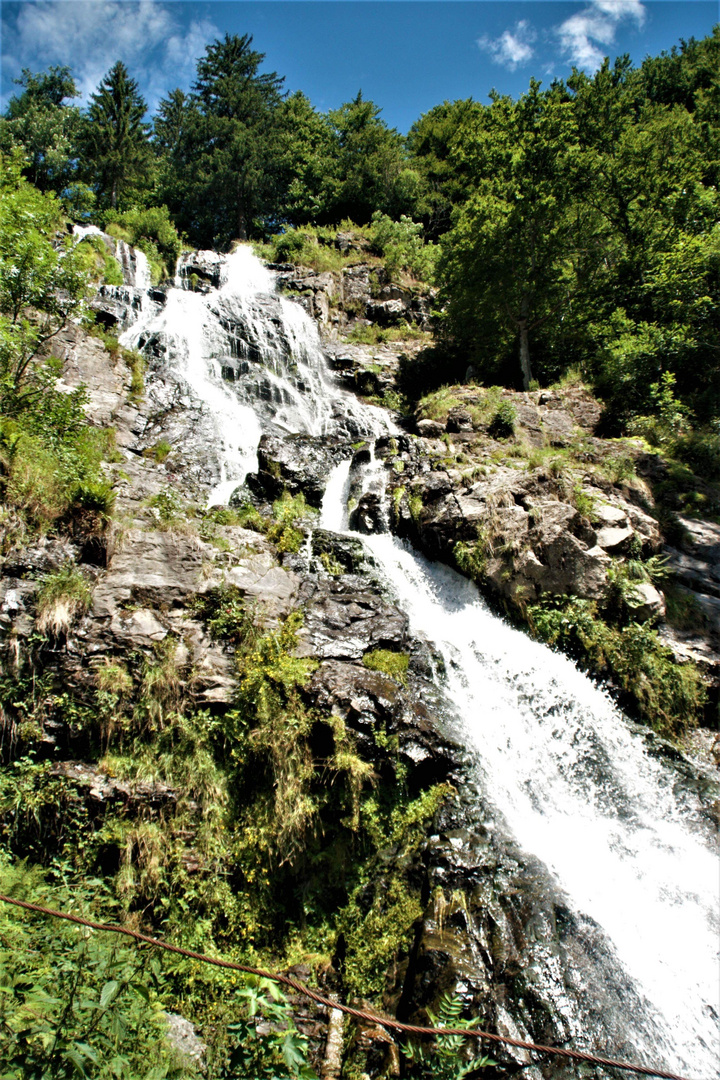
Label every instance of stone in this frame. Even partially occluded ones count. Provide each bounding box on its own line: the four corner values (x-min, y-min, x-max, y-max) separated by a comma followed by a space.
416, 419, 444, 438
365, 299, 407, 325
445, 407, 473, 433
164, 1013, 206, 1068
595, 524, 635, 553
247, 434, 352, 508
626, 582, 666, 622
592, 502, 628, 527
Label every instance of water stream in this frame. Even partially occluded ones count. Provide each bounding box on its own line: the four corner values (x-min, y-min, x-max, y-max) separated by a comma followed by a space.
115, 244, 718, 1077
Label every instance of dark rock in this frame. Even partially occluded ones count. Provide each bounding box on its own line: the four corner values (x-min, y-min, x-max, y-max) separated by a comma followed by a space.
297, 575, 408, 661
365, 299, 407, 326
50, 761, 177, 811
416, 419, 444, 438
312, 530, 368, 574
445, 407, 473, 433
349, 492, 387, 534
247, 434, 352, 508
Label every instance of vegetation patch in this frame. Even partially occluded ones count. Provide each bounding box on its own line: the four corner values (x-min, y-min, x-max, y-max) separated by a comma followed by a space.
362, 648, 410, 686
528, 596, 706, 737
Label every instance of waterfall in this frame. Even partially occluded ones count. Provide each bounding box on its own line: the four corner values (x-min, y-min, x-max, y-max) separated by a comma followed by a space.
120, 245, 392, 505
320, 459, 719, 1078
118, 242, 719, 1077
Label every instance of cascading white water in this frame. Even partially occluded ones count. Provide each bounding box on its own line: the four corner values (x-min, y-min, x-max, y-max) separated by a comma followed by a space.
116, 240, 718, 1075
320, 463, 720, 1077
120, 245, 392, 505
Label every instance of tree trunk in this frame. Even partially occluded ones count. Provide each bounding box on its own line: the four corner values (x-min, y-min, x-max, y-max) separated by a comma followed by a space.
237, 204, 247, 242
111, 176, 118, 210
518, 318, 533, 391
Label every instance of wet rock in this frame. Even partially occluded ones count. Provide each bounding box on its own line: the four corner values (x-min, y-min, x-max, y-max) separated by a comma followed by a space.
247, 434, 352, 507
297, 575, 408, 661
312, 531, 368, 574
178, 250, 224, 289
349, 492, 386, 534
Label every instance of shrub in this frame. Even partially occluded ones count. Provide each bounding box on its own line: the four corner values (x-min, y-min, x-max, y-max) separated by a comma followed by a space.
104, 205, 182, 281
529, 596, 706, 736
369, 212, 438, 283
488, 401, 516, 439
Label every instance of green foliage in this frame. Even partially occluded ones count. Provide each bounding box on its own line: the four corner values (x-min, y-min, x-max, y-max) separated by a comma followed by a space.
529, 596, 706, 736
144, 440, 172, 464
210, 979, 317, 1079
402, 993, 495, 1079
0, 861, 190, 1079
104, 206, 182, 281
0, 66, 81, 198
80, 61, 152, 210
73, 235, 124, 286
362, 648, 410, 687
369, 212, 438, 282
337, 784, 451, 999
266, 490, 315, 553
487, 401, 516, 439
155, 34, 286, 247
325, 92, 418, 226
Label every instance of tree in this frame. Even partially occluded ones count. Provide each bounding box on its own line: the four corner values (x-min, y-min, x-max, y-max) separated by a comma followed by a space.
0, 153, 87, 417
156, 35, 285, 247
273, 92, 339, 226
0, 66, 81, 196
406, 98, 482, 240
439, 82, 597, 389
325, 92, 418, 224
81, 61, 151, 209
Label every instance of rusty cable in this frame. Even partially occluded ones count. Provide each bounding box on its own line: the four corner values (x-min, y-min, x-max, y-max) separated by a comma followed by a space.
0, 892, 697, 1080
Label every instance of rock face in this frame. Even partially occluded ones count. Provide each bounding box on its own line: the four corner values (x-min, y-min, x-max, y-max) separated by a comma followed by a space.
274, 261, 434, 333
247, 434, 353, 507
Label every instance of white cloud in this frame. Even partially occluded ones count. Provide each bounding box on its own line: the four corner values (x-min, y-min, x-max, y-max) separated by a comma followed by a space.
558, 0, 646, 71
478, 19, 537, 72
1, 1, 218, 110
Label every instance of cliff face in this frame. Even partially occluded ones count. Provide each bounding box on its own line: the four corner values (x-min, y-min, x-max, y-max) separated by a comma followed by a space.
1, 243, 718, 1078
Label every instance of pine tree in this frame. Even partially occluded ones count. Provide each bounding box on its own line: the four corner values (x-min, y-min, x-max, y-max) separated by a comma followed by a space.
82, 61, 151, 209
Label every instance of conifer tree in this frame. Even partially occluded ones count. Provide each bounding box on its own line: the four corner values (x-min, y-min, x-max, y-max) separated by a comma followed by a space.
81, 61, 151, 209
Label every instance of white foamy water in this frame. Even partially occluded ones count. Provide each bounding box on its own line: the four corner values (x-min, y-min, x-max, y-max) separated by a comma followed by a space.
321, 467, 720, 1077
121, 245, 393, 504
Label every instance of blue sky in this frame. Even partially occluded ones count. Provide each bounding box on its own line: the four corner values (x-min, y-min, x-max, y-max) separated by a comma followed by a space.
1, 1, 717, 132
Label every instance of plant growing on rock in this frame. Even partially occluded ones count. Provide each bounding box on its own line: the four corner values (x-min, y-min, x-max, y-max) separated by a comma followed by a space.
362, 648, 410, 687
34, 563, 92, 637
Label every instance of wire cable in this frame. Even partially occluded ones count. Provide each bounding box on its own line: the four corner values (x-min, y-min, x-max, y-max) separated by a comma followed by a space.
0, 892, 697, 1080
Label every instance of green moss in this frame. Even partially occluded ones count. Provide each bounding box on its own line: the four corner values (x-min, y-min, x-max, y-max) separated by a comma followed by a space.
362, 648, 410, 686
123, 347, 146, 404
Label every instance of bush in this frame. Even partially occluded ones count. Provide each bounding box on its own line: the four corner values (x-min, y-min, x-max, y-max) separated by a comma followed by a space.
369, 212, 438, 283
529, 596, 706, 736
488, 401, 516, 439
0, 860, 188, 1078
34, 563, 92, 636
